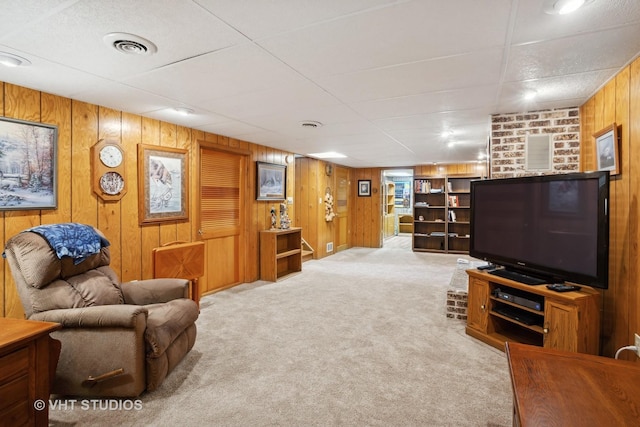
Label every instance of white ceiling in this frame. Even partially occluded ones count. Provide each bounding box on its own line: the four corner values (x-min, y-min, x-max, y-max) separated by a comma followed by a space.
1, 0, 639, 168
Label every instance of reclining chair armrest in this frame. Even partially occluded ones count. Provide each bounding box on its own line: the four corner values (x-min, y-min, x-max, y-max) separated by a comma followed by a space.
120, 278, 190, 305
29, 305, 148, 328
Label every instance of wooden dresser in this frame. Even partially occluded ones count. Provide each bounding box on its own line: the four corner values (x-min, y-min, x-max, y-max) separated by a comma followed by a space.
0, 318, 61, 427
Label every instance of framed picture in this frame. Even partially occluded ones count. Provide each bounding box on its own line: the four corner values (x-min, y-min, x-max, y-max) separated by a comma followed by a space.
594, 123, 619, 176
138, 144, 189, 224
256, 161, 286, 201
358, 180, 371, 197
0, 117, 58, 210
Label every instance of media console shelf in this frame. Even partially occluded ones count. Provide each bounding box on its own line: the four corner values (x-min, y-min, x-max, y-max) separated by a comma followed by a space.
465, 269, 600, 355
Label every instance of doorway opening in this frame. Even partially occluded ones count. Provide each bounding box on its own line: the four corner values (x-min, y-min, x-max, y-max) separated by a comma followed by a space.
381, 169, 413, 249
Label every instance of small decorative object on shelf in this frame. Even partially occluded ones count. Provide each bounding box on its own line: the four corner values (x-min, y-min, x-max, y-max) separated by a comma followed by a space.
280, 202, 291, 229
270, 206, 277, 229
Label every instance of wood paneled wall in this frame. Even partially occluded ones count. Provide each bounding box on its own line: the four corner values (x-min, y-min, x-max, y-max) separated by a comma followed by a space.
580, 57, 640, 360
414, 163, 488, 178
0, 81, 293, 318
294, 157, 334, 258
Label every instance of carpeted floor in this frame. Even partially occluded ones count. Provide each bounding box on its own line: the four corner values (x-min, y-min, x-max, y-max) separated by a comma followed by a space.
49, 247, 513, 426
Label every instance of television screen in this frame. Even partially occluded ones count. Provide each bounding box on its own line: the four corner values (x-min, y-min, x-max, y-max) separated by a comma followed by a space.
469, 171, 609, 289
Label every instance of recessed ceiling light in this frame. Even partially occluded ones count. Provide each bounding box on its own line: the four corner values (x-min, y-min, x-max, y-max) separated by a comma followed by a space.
103, 32, 157, 56
441, 130, 454, 138
174, 107, 194, 116
543, 0, 593, 15
0, 52, 31, 67
524, 90, 538, 100
300, 120, 323, 128
307, 151, 346, 159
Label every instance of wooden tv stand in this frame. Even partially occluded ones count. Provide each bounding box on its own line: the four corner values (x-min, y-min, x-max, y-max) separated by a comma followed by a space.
465, 269, 600, 354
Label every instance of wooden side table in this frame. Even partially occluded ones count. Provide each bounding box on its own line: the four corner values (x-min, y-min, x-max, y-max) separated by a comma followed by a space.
506, 342, 640, 426
0, 318, 61, 427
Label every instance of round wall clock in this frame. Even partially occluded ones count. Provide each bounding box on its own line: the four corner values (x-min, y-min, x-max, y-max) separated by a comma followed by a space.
99, 144, 123, 167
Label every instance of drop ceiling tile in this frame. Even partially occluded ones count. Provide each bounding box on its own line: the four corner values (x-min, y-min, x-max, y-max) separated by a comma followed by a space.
498, 69, 621, 110
350, 85, 499, 120
505, 24, 640, 82
141, 109, 232, 128
198, 77, 342, 120
195, 120, 270, 137
2, 0, 246, 80
259, 0, 511, 78
124, 43, 302, 106
0, 0, 77, 39
512, 0, 640, 45
375, 108, 494, 132
244, 104, 364, 133
317, 49, 504, 103
194, 0, 396, 39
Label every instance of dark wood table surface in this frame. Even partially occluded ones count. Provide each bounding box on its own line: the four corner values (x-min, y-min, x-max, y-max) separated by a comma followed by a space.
506, 342, 640, 427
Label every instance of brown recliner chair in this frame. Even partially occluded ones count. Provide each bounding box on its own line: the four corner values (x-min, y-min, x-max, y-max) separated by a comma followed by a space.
3, 224, 199, 397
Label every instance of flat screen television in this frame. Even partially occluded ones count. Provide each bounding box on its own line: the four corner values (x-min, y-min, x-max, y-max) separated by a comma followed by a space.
469, 171, 610, 289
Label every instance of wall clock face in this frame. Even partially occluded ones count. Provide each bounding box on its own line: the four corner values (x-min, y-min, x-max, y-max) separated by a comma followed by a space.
99, 171, 125, 195
99, 144, 123, 168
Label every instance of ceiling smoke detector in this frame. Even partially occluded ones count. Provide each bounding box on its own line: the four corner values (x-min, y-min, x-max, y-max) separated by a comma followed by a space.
300, 120, 323, 128
103, 33, 157, 56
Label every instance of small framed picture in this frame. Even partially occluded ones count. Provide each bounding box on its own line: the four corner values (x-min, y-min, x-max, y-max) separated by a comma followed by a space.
358, 180, 371, 197
594, 123, 619, 176
256, 162, 286, 201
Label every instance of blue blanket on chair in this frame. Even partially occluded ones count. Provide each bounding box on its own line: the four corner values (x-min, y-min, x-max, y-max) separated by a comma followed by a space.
27, 223, 110, 264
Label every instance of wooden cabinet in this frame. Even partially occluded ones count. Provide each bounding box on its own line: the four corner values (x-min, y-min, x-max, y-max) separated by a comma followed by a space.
0, 318, 61, 427
260, 227, 302, 281
412, 175, 479, 253
466, 277, 489, 332
465, 269, 600, 354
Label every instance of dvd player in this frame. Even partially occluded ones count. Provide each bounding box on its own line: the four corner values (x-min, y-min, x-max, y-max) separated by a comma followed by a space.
493, 306, 539, 326
493, 288, 543, 311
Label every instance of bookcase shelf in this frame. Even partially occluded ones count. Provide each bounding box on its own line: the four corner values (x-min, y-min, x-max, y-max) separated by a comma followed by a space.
412, 175, 481, 253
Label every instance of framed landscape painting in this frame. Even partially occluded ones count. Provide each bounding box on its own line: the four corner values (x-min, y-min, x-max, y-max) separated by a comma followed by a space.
0, 117, 58, 210
256, 162, 286, 201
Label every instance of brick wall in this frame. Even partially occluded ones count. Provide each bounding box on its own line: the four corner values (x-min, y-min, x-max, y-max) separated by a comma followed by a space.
490, 107, 580, 178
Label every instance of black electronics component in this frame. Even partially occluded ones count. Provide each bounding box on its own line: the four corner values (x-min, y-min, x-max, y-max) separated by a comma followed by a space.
493, 288, 543, 311
546, 284, 582, 292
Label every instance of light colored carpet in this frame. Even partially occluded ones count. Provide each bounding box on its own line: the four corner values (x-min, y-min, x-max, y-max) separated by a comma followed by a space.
49, 247, 513, 426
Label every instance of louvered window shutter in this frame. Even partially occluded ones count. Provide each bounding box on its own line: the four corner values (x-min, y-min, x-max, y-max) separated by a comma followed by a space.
526, 134, 552, 171
200, 150, 241, 235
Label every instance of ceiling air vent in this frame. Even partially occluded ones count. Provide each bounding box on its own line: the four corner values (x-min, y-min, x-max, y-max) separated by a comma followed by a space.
103, 33, 157, 56
300, 121, 323, 128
